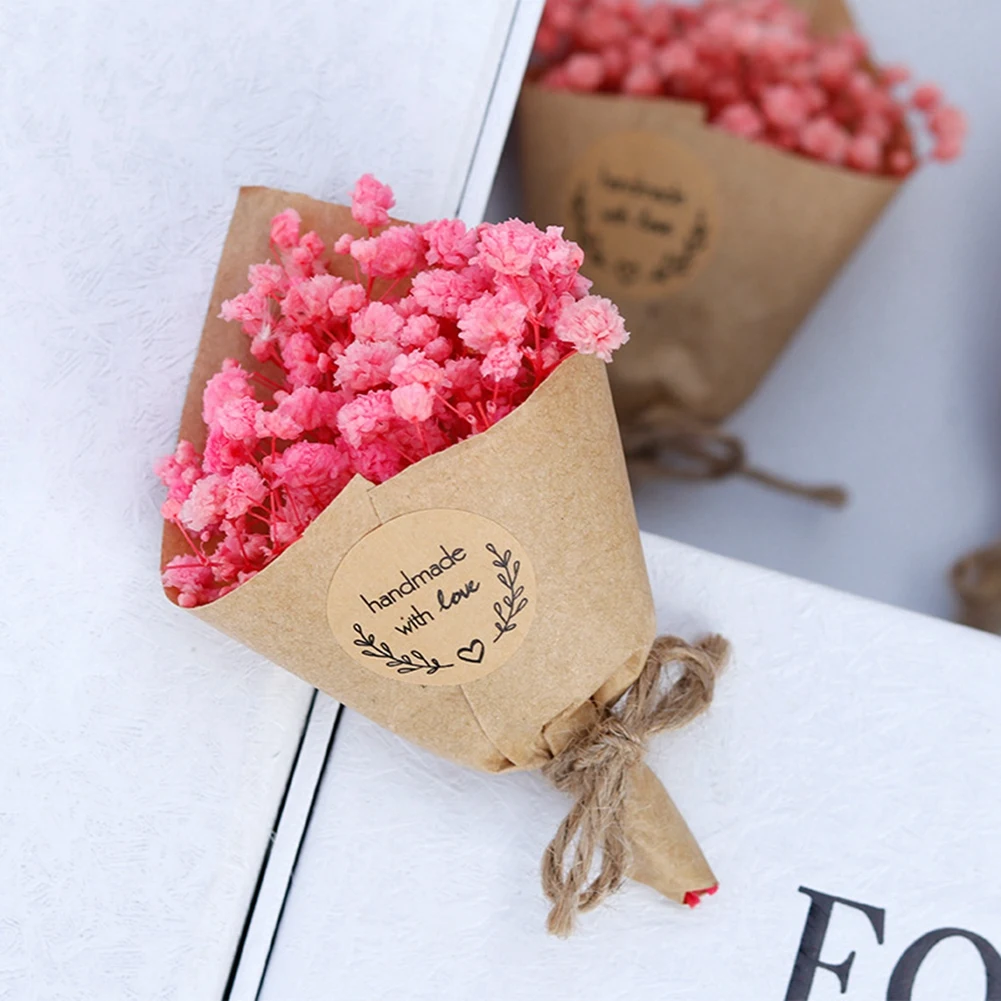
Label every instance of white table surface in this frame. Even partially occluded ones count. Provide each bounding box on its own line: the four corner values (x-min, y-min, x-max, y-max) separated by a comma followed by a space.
0, 2, 537, 998
258, 532, 1001, 1001
488, 0, 1001, 625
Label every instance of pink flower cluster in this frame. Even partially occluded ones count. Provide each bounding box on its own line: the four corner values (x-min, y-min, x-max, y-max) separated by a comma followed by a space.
158, 175, 628, 607
534, 0, 965, 174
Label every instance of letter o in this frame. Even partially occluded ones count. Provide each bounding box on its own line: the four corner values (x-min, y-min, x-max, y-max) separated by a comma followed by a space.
887, 928, 1001, 1000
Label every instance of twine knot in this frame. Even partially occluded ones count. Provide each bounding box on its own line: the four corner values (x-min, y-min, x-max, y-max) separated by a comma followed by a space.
540, 634, 730, 937
546, 717, 645, 791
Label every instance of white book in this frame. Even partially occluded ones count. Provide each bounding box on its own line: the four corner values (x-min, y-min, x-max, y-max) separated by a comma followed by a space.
0, 3, 540, 998
256, 532, 1001, 1001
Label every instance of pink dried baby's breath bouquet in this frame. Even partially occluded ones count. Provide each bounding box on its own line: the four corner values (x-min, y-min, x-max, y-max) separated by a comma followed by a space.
158, 179, 732, 936
157, 176, 628, 607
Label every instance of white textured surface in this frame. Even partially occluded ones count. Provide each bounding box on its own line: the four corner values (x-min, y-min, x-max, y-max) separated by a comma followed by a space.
260, 533, 1001, 1001
0, 2, 531, 998
488, 0, 1001, 623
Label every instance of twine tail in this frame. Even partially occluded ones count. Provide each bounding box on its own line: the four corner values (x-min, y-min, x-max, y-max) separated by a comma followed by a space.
622, 409, 848, 509
741, 462, 848, 508
952, 541, 1001, 634
541, 634, 730, 937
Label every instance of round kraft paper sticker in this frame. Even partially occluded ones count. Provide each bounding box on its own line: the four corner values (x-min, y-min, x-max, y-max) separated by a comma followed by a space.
327, 509, 537, 686
563, 130, 718, 300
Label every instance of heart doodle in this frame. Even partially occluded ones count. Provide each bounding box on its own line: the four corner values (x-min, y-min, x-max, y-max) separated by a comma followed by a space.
456, 638, 485, 664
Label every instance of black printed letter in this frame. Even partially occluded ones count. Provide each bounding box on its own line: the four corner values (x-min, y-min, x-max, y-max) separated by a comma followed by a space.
887, 928, 1001, 1000
785, 886, 886, 1000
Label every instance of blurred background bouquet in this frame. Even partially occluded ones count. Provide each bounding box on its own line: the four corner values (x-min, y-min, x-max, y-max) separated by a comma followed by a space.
518, 0, 964, 497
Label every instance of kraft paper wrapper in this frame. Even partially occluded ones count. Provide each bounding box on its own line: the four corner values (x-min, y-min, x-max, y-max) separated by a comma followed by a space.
161, 187, 716, 904
517, 0, 901, 424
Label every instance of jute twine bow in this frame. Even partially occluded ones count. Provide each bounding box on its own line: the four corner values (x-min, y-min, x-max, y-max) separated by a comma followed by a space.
541, 634, 730, 937
952, 541, 1001, 635
621, 405, 848, 508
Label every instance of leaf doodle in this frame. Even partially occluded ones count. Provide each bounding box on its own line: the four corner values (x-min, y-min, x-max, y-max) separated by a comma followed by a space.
351, 623, 453, 675
486, 542, 529, 643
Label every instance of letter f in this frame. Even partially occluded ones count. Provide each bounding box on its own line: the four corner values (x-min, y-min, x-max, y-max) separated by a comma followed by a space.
785, 886, 886, 1000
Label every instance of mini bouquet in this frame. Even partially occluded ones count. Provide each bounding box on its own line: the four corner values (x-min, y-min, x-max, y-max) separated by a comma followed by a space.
520, 0, 965, 493
158, 177, 730, 934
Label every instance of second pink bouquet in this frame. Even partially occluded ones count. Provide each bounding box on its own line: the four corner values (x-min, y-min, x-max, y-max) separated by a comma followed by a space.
519, 0, 965, 492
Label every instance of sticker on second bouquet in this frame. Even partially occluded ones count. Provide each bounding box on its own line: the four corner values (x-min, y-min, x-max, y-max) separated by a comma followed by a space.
564, 131, 717, 300
326, 510, 537, 686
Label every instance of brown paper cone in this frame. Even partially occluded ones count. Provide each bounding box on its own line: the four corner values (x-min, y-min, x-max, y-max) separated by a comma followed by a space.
517, 1, 901, 425
162, 187, 716, 910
